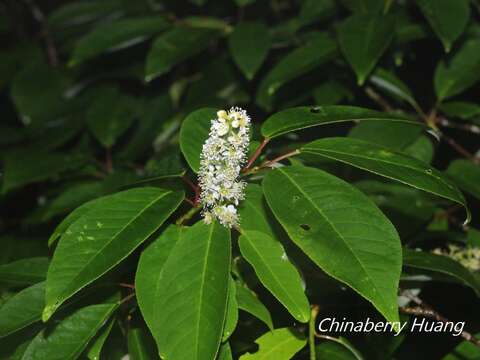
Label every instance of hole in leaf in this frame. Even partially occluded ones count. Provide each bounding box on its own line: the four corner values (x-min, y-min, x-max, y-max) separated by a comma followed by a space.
300, 224, 311, 231
310, 107, 320, 113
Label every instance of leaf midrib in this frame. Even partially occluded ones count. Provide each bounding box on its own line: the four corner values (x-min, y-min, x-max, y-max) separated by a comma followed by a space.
302, 145, 462, 204
277, 168, 389, 313
52, 190, 172, 308
241, 233, 307, 322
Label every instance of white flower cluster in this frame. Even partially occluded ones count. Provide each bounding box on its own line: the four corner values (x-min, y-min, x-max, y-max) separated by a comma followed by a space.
433, 244, 480, 272
198, 107, 251, 228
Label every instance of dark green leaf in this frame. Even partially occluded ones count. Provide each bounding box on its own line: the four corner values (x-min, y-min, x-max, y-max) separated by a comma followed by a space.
235, 283, 273, 330
256, 33, 337, 110
417, 0, 470, 51
313, 81, 353, 105
239, 231, 310, 323
86, 86, 139, 147
86, 317, 115, 360
23, 303, 117, 360
153, 222, 231, 360
261, 105, 420, 139
338, 14, 394, 85
44, 187, 184, 321
70, 16, 169, 65
263, 166, 402, 324
127, 327, 158, 360
135, 225, 182, 334
442, 332, 480, 359
239, 328, 306, 360
222, 278, 239, 342
434, 40, 480, 101
145, 27, 219, 82
446, 160, 480, 201
0, 282, 44, 337
179, 107, 216, 172
403, 248, 480, 295
301, 137, 468, 222
439, 101, 480, 120
47, 0, 122, 28
228, 22, 270, 80
0, 258, 49, 287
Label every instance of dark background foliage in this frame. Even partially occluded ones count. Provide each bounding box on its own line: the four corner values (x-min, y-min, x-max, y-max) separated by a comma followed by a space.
1, 0, 480, 359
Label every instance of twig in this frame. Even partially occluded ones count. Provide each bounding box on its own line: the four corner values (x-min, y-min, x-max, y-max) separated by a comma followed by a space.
244, 138, 270, 171
23, 0, 58, 67
243, 149, 300, 176
176, 206, 201, 225
365, 87, 394, 112
437, 117, 480, 135
401, 291, 480, 348
118, 293, 135, 306
119, 283, 135, 289
309, 305, 319, 360
182, 176, 201, 205
439, 131, 478, 163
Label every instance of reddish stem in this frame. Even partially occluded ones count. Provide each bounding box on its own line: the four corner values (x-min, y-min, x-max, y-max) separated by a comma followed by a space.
243, 138, 270, 171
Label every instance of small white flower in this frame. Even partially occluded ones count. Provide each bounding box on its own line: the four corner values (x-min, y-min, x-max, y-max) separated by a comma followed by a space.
433, 244, 480, 272
198, 107, 251, 228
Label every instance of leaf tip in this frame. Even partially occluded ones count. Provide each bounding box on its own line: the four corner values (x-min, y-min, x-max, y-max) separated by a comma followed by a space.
42, 305, 56, 322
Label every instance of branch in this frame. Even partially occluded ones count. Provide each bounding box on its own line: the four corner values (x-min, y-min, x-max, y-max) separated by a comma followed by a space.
23, 0, 58, 67
364, 87, 394, 112
401, 291, 480, 348
243, 138, 270, 171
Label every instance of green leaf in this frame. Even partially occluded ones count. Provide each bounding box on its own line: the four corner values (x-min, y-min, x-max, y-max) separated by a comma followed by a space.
23, 303, 117, 360
0, 258, 49, 287
69, 16, 169, 65
434, 40, 480, 101
403, 136, 434, 164
222, 279, 239, 342
239, 231, 310, 323
44, 187, 184, 321
239, 328, 306, 360
235, 283, 274, 330
218, 343, 233, 360
263, 166, 402, 324
179, 107, 217, 172
86, 317, 115, 360
439, 101, 480, 120
313, 81, 353, 106
127, 327, 158, 360
256, 33, 337, 110
403, 248, 480, 296
86, 86, 139, 147
369, 68, 420, 111
228, 22, 270, 80
135, 225, 182, 334
442, 332, 480, 359
316, 341, 361, 360
301, 137, 469, 222
417, 0, 470, 52
1, 150, 86, 194
261, 105, 420, 139
338, 14, 394, 85
47, 0, 122, 28
446, 159, 480, 200
238, 184, 276, 236
0, 282, 44, 337
153, 222, 231, 360
145, 27, 219, 82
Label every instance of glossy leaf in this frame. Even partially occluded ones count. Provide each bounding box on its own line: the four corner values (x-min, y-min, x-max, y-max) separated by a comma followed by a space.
145, 27, 219, 82
70, 16, 169, 65
439, 101, 480, 120
239, 328, 306, 360
127, 327, 158, 360
86, 318, 115, 360
256, 33, 337, 110
0, 282, 44, 337
403, 248, 480, 296
261, 105, 420, 139
86, 87, 139, 147
218, 343, 233, 360
0, 258, 49, 286
153, 222, 231, 360
338, 14, 394, 85
238, 184, 276, 235
228, 22, 270, 80
23, 303, 117, 360
369, 68, 419, 111
44, 187, 184, 321
301, 137, 469, 222
446, 159, 480, 200
417, 0, 470, 51
263, 166, 402, 324
135, 225, 182, 334
239, 231, 310, 323
179, 107, 216, 172
236, 283, 274, 330
434, 40, 480, 101
222, 279, 239, 342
